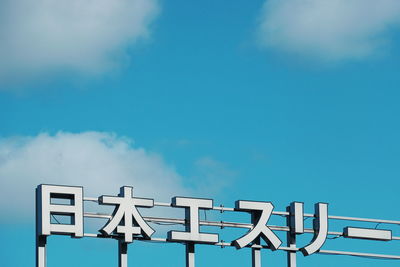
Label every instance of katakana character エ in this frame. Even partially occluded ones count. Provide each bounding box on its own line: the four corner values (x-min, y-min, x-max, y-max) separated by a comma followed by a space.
168, 197, 219, 243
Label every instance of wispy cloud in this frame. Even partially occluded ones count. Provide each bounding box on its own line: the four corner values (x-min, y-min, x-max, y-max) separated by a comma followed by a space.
0, 0, 159, 86
258, 0, 400, 61
0, 132, 236, 223
0, 132, 189, 220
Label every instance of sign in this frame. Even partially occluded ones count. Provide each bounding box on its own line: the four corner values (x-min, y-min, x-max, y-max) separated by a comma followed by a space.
35, 184, 400, 267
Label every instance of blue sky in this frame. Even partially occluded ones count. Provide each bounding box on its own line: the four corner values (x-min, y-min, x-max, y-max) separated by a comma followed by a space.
1, 0, 400, 266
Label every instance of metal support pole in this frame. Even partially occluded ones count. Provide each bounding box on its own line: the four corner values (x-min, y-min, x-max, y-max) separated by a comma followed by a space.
251, 235, 262, 267
118, 240, 128, 267
36, 235, 47, 267
252, 246, 261, 267
36, 185, 46, 267
251, 211, 262, 267
286, 205, 297, 267
186, 243, 195, 267
286, 233, 296, 267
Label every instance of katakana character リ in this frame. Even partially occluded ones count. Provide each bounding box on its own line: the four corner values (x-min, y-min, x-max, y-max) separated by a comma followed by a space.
290, 202, 328, 256
98, 186, 155, 243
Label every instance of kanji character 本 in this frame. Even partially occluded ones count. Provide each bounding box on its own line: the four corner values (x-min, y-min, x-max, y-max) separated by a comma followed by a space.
233, 200, 282, 250
99, 186, 155, 243
36, 184, 83, 237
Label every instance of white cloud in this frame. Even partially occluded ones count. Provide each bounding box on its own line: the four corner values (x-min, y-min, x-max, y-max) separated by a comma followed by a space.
0, 132, 189, 220
0, 0, 159, 83
258, 0, 400, 61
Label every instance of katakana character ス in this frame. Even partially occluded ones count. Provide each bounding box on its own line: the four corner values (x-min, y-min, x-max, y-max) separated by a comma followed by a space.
233, 200, 282, 250
98, 186, 155, 243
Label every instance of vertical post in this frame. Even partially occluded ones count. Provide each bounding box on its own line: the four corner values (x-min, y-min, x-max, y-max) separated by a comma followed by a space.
286, 230, 296, 267
186, 243, 195, 267
252, 241, 261, 267
286, 205, 296, 267
286, 202, 304, 267
118, 240, 128, 267
251, 211, 262, 267
36, 186, 46, 267
36, 235, 47, 267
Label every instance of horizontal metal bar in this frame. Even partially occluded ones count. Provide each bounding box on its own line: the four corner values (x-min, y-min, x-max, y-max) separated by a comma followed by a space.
83, 198, 400, 225
80, 234, 400, 260
85, 213, 400, 240
85, 212, 111, 219
213, 205, 235, 212
318, 249, 400, 260
84, 233, 98, 238
84, 197, 98, 202
154, 202, 172, 207
328, 215, 400, 225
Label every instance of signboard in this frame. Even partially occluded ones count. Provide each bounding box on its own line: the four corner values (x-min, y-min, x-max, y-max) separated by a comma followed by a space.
35, 184, 400, 267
